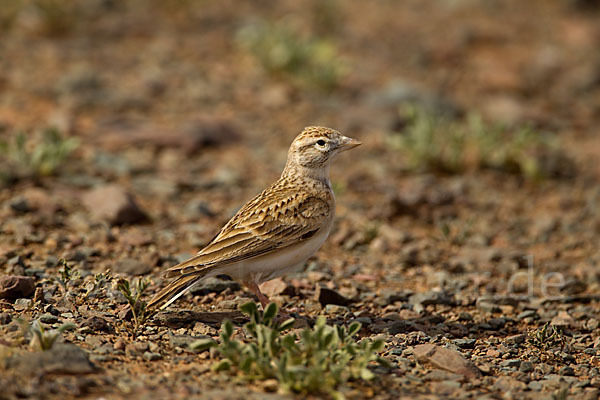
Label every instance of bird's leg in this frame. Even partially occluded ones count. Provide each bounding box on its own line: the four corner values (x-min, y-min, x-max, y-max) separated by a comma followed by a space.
243, 280, 270, 309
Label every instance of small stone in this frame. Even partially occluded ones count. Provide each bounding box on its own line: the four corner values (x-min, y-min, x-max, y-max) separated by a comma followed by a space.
39, 313, 59, 324
6, 344, 95, 375
409, 291, 453, 307
143, 351, 162, 361
413, 344, 481, 379
388, 320, 417, 335
488, 317, 506, 330
316, 286, 352, 307
113, 258, 152, 276
458, 312, 473, 321
520, 361, 534, 372
476, 298, 500, 313
13, 298, 32, 310
9, 197, 32, 213
517, 310, 538, 320
125, 342, 149, 357
0, 275, 36, 300
381, 312, 401, 321
325, 304, 348, 314
501, 359, 521, 369
560, 366, 575, 376
453, 339, 476, 349
190, 276, 241, 296
262, 379, 279, 393
586, 318, 599, 331
113, 339, 126, 351
169, 334, 211, 349
505, 334, 526, 345
494, 377, 527, 392
528, 381, 543, 391
0, 312, 12, 325
353, 317, 373, 325
551, 311, 576, 327
260, 278, 294, 297
81, 316, 112, 333
82, 184, 149, 225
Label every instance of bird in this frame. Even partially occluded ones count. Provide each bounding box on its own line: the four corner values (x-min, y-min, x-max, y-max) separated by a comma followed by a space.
147, 126, 361, 311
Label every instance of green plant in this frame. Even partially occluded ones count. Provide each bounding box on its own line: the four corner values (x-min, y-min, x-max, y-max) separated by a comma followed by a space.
116, 277, 151, 338
0, 128, 79, 180
84, 270, 114, 299
192, 302, 388, 398
17, 319, 75, 351
388, 105, 564, 180
236, 21, 347, 90
527, 322, 567, 352
56, 258, 80, 297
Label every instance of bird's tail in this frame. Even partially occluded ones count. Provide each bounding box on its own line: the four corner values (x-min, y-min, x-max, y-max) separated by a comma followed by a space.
146, 272, 207, 311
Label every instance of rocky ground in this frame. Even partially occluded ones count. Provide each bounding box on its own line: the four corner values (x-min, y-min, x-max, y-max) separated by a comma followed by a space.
1, 1, 600, 399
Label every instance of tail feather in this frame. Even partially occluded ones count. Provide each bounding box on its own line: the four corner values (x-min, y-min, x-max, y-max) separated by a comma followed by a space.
147, 273, 206, 311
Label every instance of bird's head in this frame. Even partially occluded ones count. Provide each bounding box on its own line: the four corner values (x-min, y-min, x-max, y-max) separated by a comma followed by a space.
284, 126, 361, 173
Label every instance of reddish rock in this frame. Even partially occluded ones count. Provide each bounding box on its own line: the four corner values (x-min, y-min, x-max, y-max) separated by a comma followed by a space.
414, 344, 481, 379
0, 276, 36, 300
260, 278, 294, 297
82, 184, 149, 225
315, 286, 352, 307
97, 117, 241, 155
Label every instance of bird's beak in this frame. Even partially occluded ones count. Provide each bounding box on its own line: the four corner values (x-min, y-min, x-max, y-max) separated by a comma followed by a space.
339, 136, 362, 152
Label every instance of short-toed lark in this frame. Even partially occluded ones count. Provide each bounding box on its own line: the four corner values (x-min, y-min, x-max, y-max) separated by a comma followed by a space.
147, 126, 361, 310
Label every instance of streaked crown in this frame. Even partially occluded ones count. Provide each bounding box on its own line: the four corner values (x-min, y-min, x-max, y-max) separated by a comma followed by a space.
283, 126, 361, 171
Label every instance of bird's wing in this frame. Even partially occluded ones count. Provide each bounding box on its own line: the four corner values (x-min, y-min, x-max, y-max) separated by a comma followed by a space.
163, 187, 332, 278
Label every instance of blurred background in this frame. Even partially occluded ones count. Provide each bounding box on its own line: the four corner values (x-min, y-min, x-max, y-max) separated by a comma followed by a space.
2, 0, 600, 300
2, 0, 600, 397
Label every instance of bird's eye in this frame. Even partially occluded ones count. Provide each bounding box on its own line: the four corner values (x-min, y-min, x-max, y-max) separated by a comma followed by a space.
316, 139, 326, 146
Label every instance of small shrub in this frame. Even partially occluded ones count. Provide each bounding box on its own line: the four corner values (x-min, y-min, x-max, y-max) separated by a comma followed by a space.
389, 106, 571, 180
116, 277, 151, 338
237, 21, 347, 90
0, 128, 79, 182
84, 270, 114, 299
17, 319, 75, 351
527, 322, 567, 352
56, 258, 80, 298
192, 302, 388, 398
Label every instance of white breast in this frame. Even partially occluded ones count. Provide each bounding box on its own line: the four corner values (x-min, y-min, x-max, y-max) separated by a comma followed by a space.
214, 216, 334, 284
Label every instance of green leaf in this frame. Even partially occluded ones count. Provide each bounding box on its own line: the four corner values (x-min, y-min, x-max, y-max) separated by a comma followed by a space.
263, 302, 278, 322
189, 338, 217, 352
212, 359, 232, 372
347, 322, 361, 338
240, 301, 258, 318
360, 368, 375, 381
278, 318, 295, 332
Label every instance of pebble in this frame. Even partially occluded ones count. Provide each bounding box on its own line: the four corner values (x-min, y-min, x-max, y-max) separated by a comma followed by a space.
453, 339, 476, 349
500, 359, 521, 369
0, 312, 12, 325
413, 344, 481, 379
6, 344, 95, 375
519, 361, 534, 372
0, 275, 36, 300
143, 351, 162, 361
190, 276, 241, 296
505, 334, 526, 345
316, 286, 352, 307
494, 376, 527, 392
325, 304, 349, 314
82, 184, 149, 225
517, 310, 538, 320
113, 258, 153, 276
409, 291, 453, 308
39, 313, 60, 324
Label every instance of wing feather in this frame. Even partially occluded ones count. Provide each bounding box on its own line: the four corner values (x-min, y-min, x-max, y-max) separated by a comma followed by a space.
163, 186, 332, 279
